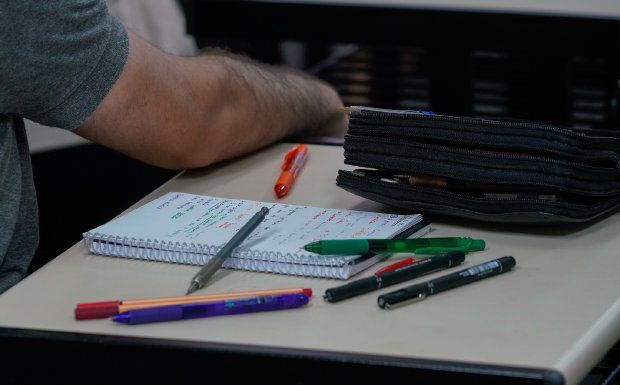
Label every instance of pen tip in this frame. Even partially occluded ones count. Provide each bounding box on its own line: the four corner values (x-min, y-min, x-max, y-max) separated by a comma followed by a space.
304, 242, 321, 254
186, 281, 199, 296
274, 185, 287, 198
112, 313, 130, 324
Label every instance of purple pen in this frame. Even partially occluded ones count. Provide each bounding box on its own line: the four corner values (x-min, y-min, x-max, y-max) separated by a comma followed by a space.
112, 293, 310, 325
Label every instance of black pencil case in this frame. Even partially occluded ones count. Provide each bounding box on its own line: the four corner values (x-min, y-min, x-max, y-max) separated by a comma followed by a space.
336, 106, 620, 224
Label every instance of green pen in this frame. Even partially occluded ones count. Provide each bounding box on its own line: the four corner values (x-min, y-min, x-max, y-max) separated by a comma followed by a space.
303, 237, 485, 256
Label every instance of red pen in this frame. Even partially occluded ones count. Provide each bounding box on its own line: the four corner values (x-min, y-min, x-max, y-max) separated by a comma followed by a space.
374, 257, 416, 275
274, 144, 309, 198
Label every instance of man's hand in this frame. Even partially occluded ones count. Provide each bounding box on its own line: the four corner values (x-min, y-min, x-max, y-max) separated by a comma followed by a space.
76, 32, 346, 169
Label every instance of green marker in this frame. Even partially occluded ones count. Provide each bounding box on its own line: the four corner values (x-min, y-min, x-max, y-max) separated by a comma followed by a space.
303, 237, 485, 256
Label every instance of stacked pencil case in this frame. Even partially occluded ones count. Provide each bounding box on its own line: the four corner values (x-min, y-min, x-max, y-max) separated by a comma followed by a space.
337, 106, 620, 224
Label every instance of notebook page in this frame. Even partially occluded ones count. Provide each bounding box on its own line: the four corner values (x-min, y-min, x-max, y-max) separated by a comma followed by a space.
85, 192, 421, 263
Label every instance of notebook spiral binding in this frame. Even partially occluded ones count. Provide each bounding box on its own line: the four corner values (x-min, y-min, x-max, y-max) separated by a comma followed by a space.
83, 232, 353, 279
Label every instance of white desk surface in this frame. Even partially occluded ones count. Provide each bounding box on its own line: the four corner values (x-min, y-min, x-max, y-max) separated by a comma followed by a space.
254, 0, 620, 20
1, 143, 619, 385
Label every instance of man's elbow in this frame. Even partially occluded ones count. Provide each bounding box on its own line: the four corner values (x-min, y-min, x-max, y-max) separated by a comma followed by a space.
148, 143, 218, 170
150, 136, 224, 170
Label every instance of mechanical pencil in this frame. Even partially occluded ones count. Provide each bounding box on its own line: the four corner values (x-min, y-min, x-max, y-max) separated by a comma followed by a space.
323, 251, 465, 303
305, 237, 485, 255
113, 293, 310, 325
186, 207, 269, 295
377, 256, 516, 309
274, 144, 308, 198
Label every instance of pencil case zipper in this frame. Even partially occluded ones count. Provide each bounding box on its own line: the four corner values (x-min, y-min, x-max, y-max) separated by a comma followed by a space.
345, 134, 617, 174
347, 107, 620, 164
343, 136, 620, 197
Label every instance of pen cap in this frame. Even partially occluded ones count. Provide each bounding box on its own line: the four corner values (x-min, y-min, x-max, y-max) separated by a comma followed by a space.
377, 282, 427, 309
469, 239, 486, 251
75, 301, 121, 320
75, 302, 120, 320
323, 275, 378, 303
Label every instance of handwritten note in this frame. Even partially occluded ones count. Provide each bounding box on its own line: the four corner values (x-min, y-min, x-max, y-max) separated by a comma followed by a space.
86, 192, 421, 263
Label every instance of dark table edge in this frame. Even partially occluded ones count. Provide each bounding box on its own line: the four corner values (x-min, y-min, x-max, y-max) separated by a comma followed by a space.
0, 326, 564, 384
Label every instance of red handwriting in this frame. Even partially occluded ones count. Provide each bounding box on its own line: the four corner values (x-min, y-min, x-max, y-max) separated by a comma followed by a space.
312, 210, 327, 220
352, 227, 366, 238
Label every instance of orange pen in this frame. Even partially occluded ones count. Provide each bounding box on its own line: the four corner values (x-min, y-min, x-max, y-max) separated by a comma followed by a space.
274, 144, 309, 198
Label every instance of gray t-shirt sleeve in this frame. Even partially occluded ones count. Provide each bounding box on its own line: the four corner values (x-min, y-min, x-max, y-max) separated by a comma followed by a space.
0, 0, 129, 129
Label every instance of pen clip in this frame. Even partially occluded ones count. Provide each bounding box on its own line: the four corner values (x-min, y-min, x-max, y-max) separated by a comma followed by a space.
385, 293, 427, 310
281, 146, 300, 170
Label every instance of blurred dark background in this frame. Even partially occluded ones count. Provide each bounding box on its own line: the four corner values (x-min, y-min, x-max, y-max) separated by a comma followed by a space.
180, 1, 620, 130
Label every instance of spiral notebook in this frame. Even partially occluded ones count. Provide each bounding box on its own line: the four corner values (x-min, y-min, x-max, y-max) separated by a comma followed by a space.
83, 192, 427, 279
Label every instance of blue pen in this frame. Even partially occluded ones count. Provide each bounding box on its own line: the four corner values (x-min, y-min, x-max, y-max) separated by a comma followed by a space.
112, 293, 310, 325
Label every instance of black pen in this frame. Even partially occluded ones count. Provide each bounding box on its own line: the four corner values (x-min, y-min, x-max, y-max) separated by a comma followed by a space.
323, 251, 466, 303
377, 256, 516, 309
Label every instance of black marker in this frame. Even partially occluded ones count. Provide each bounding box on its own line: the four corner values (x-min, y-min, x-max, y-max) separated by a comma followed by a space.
378, 256, 516, 309
323, 251, 465, 303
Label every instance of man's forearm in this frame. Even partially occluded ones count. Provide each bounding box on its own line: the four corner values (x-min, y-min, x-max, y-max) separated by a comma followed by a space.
182, 48, 345, 164
77, 32, 345, 169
